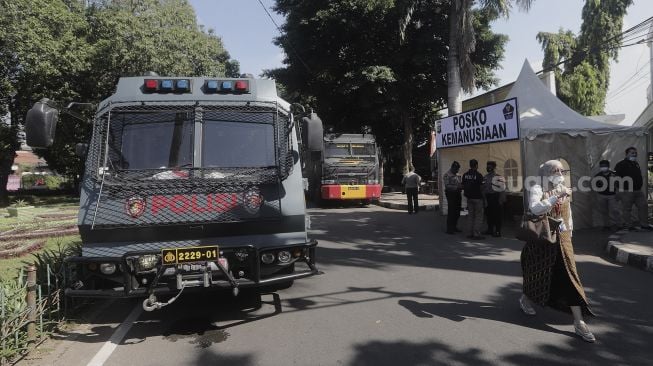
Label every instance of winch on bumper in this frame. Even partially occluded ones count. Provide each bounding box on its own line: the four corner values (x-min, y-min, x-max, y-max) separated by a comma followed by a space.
63, 241, 318, 309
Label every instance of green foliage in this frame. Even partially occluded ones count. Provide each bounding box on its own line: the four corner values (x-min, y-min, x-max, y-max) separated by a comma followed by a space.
269, 0, 507, 170
0, 271, 28, 361
0, 238, 80, 363
0, 0, 240, 192
11, 199, 28, 208
21, 173, 65, 190
31, 240, 82, 285
538, 0, 633, 115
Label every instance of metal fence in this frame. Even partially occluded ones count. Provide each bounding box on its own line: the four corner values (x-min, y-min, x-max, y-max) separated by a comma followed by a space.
0, 264, 62, 365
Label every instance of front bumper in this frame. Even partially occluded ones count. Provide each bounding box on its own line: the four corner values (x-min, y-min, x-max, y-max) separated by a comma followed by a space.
321, 184, 381, 200
64, 240, 318, 298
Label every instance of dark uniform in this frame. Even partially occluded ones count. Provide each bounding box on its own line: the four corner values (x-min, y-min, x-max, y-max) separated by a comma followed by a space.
482, 166, 506, 237
443, 162, 462, 234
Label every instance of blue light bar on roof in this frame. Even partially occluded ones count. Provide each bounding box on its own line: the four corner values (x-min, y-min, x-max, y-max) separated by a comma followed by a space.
175, 79, 190, 92
160, 79, 173, 91
221, 81, 233, 91
205, 80, 219, 92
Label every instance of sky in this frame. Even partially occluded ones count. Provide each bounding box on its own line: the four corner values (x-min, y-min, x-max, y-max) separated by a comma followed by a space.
188, 0, 653, 125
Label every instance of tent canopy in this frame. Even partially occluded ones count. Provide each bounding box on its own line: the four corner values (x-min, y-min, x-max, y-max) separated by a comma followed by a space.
506, 61, 639, 139
438, 60, 648, 229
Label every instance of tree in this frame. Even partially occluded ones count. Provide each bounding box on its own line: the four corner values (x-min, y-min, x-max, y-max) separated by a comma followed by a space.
0, 0, 239, 204
443, 0, 534, 116
0, 0, 92, 205
537, 0, 633, 116
269, 0, 506, 173
85, 0, 238, 101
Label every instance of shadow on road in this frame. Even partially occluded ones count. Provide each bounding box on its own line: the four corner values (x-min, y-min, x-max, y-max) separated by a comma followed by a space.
42, 207, 651, 365
308, 207, 653, 365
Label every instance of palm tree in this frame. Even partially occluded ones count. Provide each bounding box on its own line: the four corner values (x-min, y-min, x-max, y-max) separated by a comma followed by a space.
449, 0, 534, 114
402, 0, 534, 115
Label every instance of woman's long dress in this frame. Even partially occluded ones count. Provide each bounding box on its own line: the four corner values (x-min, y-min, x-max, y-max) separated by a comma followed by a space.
521, 186, 594, 316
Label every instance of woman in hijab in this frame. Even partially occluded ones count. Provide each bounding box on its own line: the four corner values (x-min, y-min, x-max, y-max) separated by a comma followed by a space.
519, 159, 596, 342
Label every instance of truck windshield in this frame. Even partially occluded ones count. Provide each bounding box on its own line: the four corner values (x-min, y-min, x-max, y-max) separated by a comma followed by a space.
202, 121, 276, 168
351, 143, 375, 156
116, 112, 193, 170
325, 143, 350, 156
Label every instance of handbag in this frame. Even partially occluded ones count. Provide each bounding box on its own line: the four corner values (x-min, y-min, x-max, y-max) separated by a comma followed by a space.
515, 213, 562, 244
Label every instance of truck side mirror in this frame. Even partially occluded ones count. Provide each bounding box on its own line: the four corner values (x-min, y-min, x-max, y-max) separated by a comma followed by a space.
25, 100, 59, 148
75, 143, 89, 158
301, 113, 324, 152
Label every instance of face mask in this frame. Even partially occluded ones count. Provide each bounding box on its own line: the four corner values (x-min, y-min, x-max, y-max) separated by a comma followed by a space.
629, 156, 637, 161
548, 175, 564, 185
599, 167, 608, 172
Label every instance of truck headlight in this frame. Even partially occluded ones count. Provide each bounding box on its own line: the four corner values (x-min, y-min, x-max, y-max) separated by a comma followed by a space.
321, 179, 336, 184
100, 263, 117, 275
261, 253, 275, 264
367, 179, 378, 184
277, 251, 292, 264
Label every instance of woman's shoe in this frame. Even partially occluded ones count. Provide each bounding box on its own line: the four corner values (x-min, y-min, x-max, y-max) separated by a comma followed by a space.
519, 296, 536, 316
574, 322, 596, 343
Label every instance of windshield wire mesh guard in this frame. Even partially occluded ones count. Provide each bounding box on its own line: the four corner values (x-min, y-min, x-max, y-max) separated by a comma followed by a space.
84, 101, 293, 229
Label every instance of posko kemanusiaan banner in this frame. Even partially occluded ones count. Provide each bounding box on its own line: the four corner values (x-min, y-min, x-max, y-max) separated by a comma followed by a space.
436, 98, 520, 148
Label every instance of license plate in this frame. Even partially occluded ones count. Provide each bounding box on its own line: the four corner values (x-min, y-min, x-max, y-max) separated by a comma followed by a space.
161, 245, 219, 265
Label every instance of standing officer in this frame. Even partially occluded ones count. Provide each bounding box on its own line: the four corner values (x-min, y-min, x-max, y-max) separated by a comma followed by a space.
615, 147, 653, 231
482, 161, 506, 237
443, 161, 463, 234
593, 160, 620, 231
462, 159, 485, 239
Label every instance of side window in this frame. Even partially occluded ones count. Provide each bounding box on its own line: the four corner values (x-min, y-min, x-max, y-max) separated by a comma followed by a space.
503, 159, 519, 191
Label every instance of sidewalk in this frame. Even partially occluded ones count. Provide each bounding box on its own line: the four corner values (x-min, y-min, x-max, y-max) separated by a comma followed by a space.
606, 229, 653, 273
375, 191, 439, 212
378, 192, 653, 273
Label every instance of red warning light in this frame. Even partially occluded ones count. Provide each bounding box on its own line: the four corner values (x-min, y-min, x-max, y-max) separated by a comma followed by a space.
234, 80, 249, 92
144, 79, 158, 91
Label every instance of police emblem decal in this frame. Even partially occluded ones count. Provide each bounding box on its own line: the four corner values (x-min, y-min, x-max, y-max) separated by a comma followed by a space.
503, 103, 515, 120
243, 188, 264, 214
126, 196, 146, 218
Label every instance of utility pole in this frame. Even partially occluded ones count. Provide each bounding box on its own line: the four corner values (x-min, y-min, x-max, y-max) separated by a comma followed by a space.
647, 21, 653, 104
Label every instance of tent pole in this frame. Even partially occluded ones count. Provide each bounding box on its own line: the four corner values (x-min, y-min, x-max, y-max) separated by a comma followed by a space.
437, 148, 443, 216
520, 136, 528, 214
647, 132, 650, 202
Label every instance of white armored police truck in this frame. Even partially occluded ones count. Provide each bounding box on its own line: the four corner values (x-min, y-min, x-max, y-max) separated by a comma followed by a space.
25, 76, 322, 311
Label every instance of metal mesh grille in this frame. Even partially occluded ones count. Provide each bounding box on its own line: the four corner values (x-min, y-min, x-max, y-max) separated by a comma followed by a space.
85, 102, 291, 228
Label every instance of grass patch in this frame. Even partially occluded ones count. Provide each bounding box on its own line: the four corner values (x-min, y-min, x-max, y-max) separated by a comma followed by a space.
0, 235, 81, 281
0, 205, 78, 232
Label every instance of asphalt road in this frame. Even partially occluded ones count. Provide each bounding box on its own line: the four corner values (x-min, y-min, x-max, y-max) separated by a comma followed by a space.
21, 206, 653, 366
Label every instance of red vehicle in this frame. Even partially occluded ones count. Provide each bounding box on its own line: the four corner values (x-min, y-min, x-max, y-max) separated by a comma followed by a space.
304, 132, 381, 205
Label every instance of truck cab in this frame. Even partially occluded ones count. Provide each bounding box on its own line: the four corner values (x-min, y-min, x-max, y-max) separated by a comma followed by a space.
25, 76, 321, 309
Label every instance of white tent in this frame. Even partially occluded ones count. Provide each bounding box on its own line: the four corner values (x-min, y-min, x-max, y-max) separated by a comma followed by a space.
438, 60, 647, 229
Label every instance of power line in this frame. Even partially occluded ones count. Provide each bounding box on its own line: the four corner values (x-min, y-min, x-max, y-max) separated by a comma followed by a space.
605, 73, 650, 102
607, 60, 650, 97
535, 16, 653, 75
256, 0, 312, 74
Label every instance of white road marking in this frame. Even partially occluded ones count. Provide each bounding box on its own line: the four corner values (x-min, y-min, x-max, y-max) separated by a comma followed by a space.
86, 303, 143, 366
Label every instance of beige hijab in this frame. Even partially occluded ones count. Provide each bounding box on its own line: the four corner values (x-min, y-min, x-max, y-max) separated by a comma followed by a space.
539, 159, 568, 196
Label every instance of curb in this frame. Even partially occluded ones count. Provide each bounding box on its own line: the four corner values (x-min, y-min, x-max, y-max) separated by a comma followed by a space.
374, 201, 439, 212
605, 231, 653, 273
